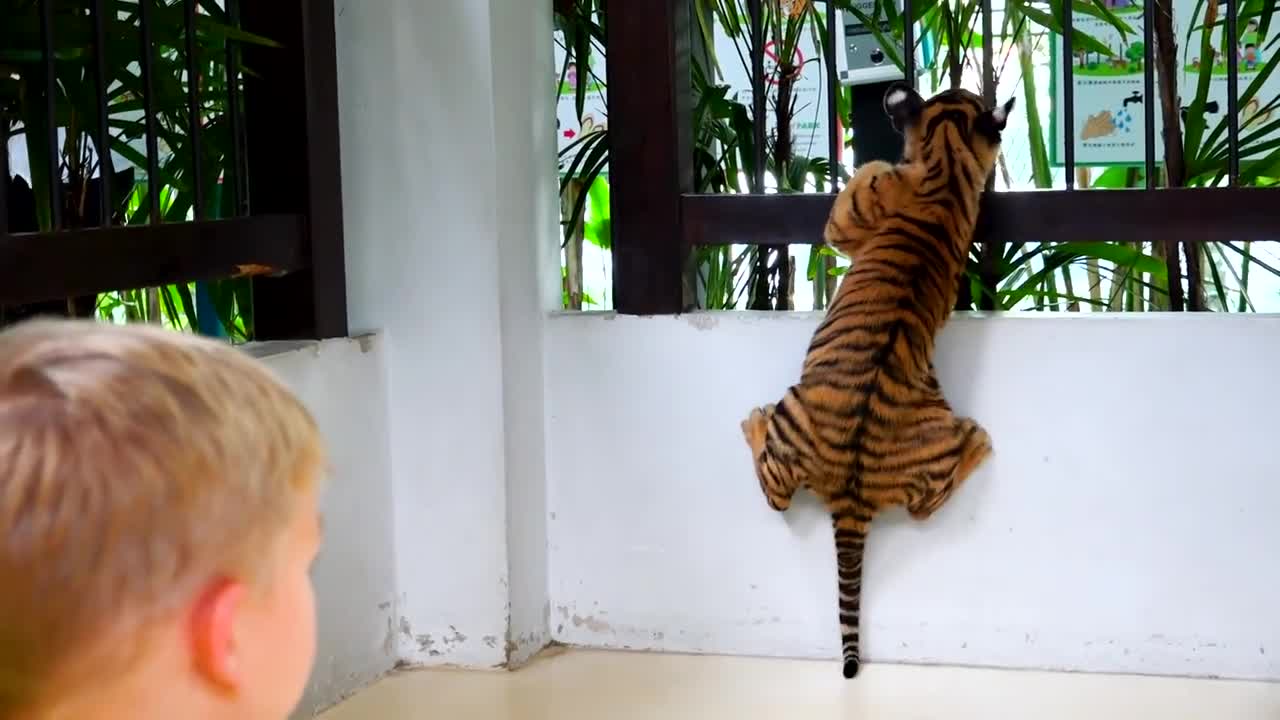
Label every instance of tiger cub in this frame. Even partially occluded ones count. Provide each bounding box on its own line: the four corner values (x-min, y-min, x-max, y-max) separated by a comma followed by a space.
740, 82, 1013, 679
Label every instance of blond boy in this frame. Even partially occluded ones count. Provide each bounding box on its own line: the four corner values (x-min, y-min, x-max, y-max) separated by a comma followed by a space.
0, 319, 324, 720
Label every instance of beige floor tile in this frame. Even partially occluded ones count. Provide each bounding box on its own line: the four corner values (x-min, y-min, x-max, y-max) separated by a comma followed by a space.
319, 649, 1280, 719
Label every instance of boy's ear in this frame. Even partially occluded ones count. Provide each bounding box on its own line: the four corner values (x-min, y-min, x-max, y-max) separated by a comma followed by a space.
883, 81, 924, 133
191, 579, 246, 692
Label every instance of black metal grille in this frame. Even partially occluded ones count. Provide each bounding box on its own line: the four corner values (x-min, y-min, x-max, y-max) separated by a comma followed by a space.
0, 0, 347, 338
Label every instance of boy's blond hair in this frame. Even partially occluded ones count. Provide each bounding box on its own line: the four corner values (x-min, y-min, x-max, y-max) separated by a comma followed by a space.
0, 319, 324, 714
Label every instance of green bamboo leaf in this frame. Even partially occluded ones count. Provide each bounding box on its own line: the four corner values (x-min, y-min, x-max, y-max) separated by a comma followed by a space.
1055, 241, 1167, 276
159, 284, 182, 327
1181, 0, 1221, 156
1017, 2, 1117, 57
1221, 241, 1280, 279
1237, 241, 1255, 311
232, 277, 254, 339
1004, 289, 1112, 308
562, 132, 610, 247
573, 22, 591, 121
194, 16, 283, 48
1090, 166, 1137, 188
1197, 51, 1280, 163
1240, 144, 1280, 183
584, 175, 612, 250
1083, 0, 1135, 37
1015, 27, 1052, 188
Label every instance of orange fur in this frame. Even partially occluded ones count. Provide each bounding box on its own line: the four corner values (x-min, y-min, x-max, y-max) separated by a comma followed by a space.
740, 84, 1012, 679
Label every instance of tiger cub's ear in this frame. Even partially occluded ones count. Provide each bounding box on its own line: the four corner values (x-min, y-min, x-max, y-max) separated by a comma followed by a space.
979, 96, 1017, 136
883, 82, 924, 133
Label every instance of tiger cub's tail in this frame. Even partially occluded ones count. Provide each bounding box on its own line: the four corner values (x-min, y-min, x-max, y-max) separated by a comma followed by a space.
830, 496, 869, 679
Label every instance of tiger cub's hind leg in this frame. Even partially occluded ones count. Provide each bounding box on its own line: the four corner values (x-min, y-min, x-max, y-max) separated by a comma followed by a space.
908, 417, 992, 521
740, 403, 801, 512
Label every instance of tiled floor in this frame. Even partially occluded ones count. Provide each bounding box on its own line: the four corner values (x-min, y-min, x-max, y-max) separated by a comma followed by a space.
318, 648, 1280, 719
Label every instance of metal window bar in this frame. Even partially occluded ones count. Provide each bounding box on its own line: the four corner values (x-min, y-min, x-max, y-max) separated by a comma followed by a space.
1062, 0, 1075, 188
903, 0, 915, 82
138, 0, 161, 225
825, 0, 840, 192
750, 0, 767, 194
1226, 0, 1240, 185
226, 0, 247, 216
981, 0, 994, 106
978, 0, 999, 310
1, 125, 9, 234
92, 0, 114, 227
39, 0, 61, 229
748, 0, 779, 309
981, 0, 994, 191
185, 0, 205, 220
1143, 0, 1156, 186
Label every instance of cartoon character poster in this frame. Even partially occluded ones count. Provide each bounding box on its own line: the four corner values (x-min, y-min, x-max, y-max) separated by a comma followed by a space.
1051, 0, 1279, 166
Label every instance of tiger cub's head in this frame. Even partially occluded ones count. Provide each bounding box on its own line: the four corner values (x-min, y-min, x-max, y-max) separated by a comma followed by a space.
884, 83, 1015, 180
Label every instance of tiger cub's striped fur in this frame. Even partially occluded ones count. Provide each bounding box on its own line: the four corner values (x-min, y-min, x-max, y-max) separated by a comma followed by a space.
739, 83, 1012, 680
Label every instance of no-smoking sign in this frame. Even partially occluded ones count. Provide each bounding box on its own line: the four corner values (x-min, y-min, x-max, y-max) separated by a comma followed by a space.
763, 40, 805, 86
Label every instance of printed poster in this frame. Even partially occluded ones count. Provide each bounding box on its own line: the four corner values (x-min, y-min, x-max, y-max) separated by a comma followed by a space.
554, 15, 835, 178
555, 29, 610, 177
1051, 0, 1279, 166
713, 15, 835, 168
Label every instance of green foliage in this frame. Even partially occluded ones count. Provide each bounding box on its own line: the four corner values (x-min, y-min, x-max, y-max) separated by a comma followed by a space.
2, 0, 275, 337
553, 0, 1280, 313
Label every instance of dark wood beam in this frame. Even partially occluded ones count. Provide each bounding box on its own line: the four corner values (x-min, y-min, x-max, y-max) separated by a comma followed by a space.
242, 0, 348, 338
0, 215, 307, 305
605, 0, 694, 314
683, 188, 1280, 247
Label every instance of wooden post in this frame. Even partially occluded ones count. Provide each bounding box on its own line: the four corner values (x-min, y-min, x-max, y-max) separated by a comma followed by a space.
242, 0, 348, 338
604, 0, 693, 315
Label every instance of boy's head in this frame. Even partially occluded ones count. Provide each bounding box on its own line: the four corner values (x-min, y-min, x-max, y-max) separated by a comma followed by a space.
0, 319, 325, 720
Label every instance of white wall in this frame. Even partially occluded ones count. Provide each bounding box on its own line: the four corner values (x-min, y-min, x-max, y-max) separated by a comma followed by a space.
253, 338, 398, 716
334, 0, 558, 669
328, 0, 1280, 686
489, 0, 561, 666
545, 312, 1280, 681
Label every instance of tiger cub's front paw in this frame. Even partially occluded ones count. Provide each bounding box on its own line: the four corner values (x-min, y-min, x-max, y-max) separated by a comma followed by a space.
740, 405, 770, 457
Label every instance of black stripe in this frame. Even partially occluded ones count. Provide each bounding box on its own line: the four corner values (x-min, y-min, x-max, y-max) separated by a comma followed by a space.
865, 432, 964, 471
892, 213, 951, 248
874, 234, 950, 271
847, 193, 869, 227
770, 398, 811, 452
921, 109, 971, 145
